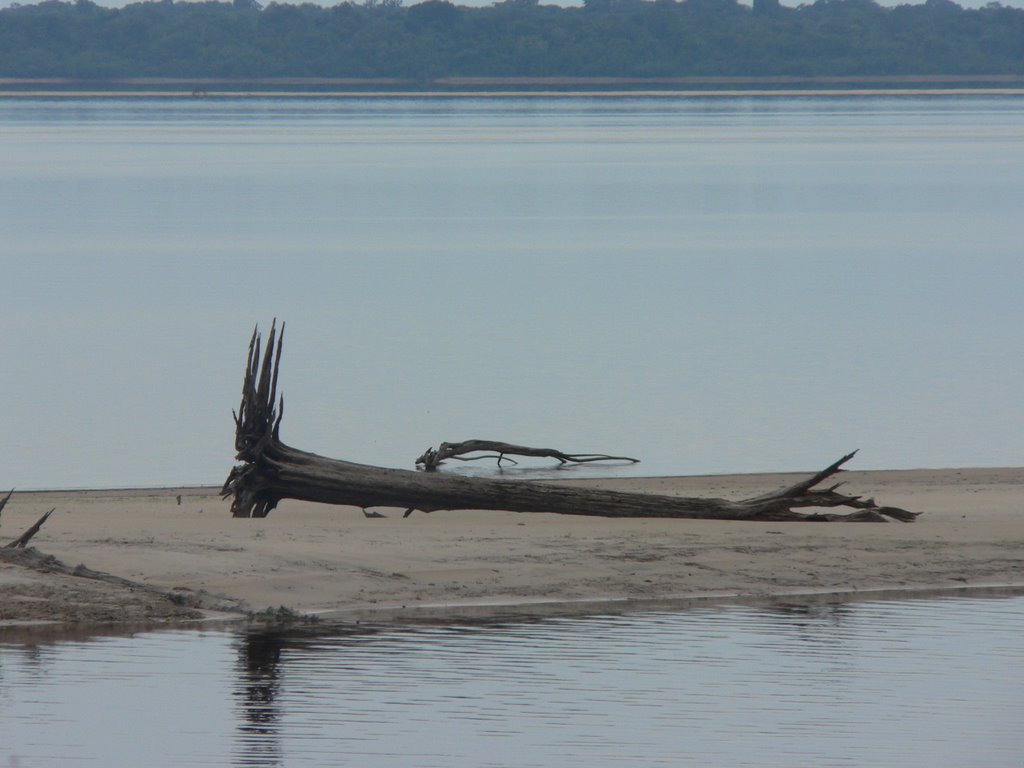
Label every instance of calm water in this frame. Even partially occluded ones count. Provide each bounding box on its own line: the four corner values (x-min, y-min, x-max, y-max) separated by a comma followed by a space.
3, 95, 1024, 490
1, 594, 1022, 767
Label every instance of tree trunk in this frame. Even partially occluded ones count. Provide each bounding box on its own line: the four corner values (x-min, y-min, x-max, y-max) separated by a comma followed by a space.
222, 323, 918, 523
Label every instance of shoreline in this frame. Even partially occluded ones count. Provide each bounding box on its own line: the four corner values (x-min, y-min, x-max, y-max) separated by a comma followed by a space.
4, 74, 1024, 99
310, 581, 1024, 626
2, 466, 1022, 634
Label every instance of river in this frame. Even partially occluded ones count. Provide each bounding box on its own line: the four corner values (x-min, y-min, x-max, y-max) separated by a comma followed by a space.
2, 592, 1022, 766
2, 94, 1023, 489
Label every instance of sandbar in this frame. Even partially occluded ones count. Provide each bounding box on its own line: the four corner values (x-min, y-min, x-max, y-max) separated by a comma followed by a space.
1, 467, 1022, 629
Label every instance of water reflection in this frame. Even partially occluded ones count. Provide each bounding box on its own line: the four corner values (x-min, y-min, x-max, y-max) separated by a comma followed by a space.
3, 594, 1023, 767
234, 632, 284, 768
761, 601, 855, 649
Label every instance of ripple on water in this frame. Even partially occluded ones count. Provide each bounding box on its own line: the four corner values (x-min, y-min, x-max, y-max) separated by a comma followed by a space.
2, 594, 1023, 767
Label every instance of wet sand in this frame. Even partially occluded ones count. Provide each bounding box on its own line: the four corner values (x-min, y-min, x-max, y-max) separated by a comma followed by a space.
1, 467, 1022, 628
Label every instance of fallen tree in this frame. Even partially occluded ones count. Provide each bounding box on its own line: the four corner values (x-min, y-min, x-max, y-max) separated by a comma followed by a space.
222, 322, 918, 523
416, 440, 639, 471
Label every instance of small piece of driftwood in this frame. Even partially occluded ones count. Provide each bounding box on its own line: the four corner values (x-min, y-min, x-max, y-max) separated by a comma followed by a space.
416, 440, 639, 471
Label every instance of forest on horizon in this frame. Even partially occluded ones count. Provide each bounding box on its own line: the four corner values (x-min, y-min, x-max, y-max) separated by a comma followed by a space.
1, 0, 1023, 81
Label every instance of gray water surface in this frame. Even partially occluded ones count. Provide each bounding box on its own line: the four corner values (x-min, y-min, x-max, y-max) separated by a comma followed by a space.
4, 95, 1024, 489
2, 594, 1022, 767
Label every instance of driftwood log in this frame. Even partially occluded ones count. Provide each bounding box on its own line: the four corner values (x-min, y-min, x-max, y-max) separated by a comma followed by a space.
5, 508, 55, 549
222, 323, 918, 523
1, 489, 56, 549
416, 440, 639, 471
0, 488, 10, 522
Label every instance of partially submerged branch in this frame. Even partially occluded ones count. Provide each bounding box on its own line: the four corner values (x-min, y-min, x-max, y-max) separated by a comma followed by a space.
416, 440, 640, 471
223, 323, 919, 523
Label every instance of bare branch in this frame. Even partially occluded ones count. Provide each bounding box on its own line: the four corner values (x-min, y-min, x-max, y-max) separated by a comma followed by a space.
416, 440, 639, 471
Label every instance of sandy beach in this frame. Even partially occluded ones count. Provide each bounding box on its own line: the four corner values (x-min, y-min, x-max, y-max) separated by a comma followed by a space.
1, 467, 1022, 628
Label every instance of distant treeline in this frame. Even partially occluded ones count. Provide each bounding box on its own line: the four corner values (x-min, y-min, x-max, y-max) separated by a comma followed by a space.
1, 0, 1023, 81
